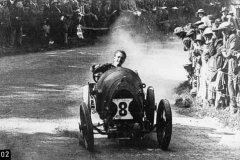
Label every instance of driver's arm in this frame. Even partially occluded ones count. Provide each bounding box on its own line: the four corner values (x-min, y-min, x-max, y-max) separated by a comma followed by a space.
90, 63, 114, 73
90, 64, 100, 73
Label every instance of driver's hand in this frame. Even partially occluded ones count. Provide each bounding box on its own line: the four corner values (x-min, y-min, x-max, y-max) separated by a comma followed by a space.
95, 72, 103, 77
90, 65, 97, 72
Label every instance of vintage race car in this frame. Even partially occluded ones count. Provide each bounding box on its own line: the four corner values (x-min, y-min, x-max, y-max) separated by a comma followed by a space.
79, 66, 172, 151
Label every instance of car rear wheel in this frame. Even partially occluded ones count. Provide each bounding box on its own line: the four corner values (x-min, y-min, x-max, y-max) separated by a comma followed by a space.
79, 102, 94, 151
156, 99, 172, 150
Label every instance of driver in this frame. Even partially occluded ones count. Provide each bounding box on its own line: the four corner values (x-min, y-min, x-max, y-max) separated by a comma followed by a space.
91, 50, 127, 75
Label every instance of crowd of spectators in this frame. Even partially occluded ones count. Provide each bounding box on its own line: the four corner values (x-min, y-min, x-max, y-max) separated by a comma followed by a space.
174, 8, 240, 114
0, 0, 201, 49
0, 0, 86, 48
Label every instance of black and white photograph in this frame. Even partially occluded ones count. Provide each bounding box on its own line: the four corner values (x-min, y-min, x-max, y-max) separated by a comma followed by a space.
0, 0, 240, 159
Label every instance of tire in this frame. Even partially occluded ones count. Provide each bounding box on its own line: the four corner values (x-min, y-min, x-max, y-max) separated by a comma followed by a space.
82, 85, 91, 112
156, 99, 172, 150
146, 86, 155, 130
79, 102, 94, 151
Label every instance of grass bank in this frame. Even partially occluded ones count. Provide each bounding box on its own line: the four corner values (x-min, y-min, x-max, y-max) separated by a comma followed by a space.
174, 81, 240, 131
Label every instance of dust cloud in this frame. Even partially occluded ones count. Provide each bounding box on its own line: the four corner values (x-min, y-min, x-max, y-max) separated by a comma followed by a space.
102, 13, 188, 102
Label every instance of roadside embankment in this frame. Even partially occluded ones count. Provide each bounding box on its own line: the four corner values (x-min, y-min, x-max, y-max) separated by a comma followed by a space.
174, 81, 240, 132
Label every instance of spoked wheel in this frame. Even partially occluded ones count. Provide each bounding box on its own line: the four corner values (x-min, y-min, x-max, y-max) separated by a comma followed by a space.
79, 102, 94, 151
156, 99, 172, 150
145, 86, 155, 130
82, 85, 91, 112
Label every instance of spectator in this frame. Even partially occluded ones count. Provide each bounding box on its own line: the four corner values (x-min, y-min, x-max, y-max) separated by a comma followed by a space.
196, 9, 212, 27
83, 3, 98, 39
203, 28, 216, 106
103, 0, 117, 27
218, 22, 240, 114
136, 0, 144, 11
1, 0, 11, 48
220, 7, 228, 22
49, 0, 61, 44
185, 28, 196, 61
60, 0, 73, 45
182, 28, 196, 86
119, 0, 129, 13
174, 26, 185, 40
192, 34, 205, 67
42, 0, 51, 23
29, 0, 43, 45
211, 26, 226, 109
198, 49, 210, 102
91, 0, 103, 28
227, 11, 240, 30
174, 26, 191, 52
203, 27, 213, 45
69, 0, 80, 39
9, 0, 23, 47
128, 0, 138, 13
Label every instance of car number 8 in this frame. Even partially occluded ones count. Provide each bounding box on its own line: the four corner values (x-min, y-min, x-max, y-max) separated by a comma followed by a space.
113, 99, 133, 120
119, 102, 127, 116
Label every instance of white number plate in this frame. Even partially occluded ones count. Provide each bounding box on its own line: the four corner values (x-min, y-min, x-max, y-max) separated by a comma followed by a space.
112, 98, 133, 120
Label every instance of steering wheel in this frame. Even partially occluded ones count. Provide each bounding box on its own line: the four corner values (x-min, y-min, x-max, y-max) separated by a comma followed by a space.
92, 64, 115, 83
92, 66, 104, 83
93, 71, 103, 83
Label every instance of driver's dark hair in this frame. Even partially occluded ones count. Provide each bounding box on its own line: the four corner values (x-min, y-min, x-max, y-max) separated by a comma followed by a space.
114, 50, 127, 59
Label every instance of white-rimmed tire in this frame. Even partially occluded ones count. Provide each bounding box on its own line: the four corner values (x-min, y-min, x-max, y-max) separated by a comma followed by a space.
79, 102, 94, 151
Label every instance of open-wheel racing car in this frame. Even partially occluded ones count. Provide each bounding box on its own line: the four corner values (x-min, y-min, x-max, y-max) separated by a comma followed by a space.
79, 66, 172, 151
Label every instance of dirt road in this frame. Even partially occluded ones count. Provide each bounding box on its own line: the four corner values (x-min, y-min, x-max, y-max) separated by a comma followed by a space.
0, 38, 239, 160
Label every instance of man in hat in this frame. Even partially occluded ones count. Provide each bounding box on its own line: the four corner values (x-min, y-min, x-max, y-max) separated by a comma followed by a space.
219, 22, 240, 113
227, 11, 240, 30
220, 7, 228, 22
174, 27, 186, 40
192, 34, 205, 76
210, 25, 228, 109
203, 27, 214, 45
196, 9, 212, 27
185, 28, 196, 61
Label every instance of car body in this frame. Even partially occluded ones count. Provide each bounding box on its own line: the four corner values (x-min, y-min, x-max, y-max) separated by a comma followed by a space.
79, 67, 172, 151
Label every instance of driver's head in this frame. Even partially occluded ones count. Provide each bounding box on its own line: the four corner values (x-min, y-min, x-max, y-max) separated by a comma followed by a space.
113, 50, 126, 67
